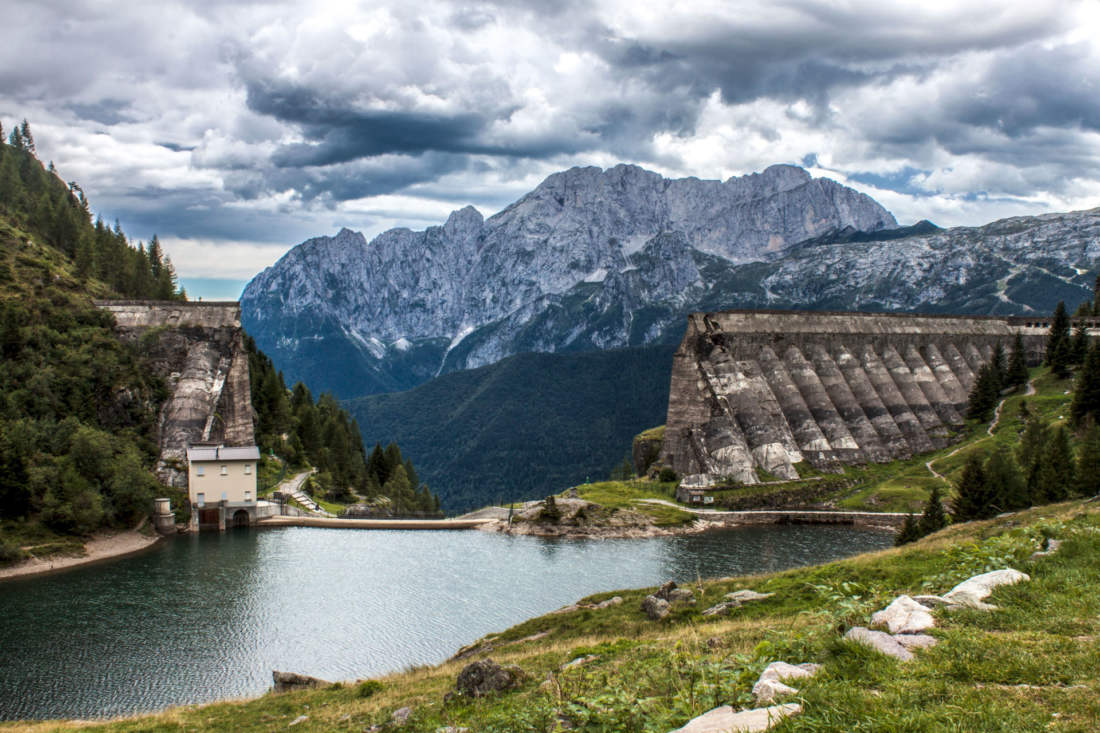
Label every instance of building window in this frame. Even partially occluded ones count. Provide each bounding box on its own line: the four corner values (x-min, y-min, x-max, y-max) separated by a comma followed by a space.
245, 490, 252, 502
244, 464, 252, 475
196, 492, 204, 507
220, 465, 228, 475
221, 492, 227, 501
196, 465, 204, 477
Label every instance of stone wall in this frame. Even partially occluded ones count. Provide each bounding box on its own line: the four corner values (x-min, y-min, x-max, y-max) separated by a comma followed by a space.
95, 301, 255, 487
659, 310, 1047, 488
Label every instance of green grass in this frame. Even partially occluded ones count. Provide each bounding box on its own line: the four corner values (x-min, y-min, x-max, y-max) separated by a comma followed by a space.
19, 500, 1100, 732
574, 479, 694, 526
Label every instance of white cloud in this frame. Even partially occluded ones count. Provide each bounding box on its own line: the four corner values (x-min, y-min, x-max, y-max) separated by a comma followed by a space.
1, 0, 1098, 284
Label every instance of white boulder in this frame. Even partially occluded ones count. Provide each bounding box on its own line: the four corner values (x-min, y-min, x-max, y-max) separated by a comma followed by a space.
870, 595, 935, 634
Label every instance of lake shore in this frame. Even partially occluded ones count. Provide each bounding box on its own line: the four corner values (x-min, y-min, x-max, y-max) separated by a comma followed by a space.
0, 526, 162, 583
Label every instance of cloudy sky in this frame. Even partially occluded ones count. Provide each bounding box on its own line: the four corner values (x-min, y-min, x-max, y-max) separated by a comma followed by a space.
3, 1, 1099, 299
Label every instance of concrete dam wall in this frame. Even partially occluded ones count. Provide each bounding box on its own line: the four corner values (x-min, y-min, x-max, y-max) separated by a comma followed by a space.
95, 301, 255, 487
659, 310, 1048, 488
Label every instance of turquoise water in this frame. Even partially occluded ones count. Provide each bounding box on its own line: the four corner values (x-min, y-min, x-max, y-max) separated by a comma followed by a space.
0, 525, 891, 720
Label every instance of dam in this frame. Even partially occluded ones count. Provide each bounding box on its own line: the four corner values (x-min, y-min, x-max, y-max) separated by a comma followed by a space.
659, 310, 1051, 487
94, 300, 255, 488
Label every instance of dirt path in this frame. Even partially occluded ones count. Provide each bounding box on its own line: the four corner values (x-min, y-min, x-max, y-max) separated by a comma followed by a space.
0, 524, 161, 583
926, 377, 1036, 483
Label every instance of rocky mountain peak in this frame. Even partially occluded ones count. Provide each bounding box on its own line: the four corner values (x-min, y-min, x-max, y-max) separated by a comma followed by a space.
241, 162, 918, 398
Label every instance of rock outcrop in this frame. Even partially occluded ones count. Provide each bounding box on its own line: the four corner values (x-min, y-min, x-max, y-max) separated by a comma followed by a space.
660, 311, 1045, 486
452, 659, 525, 698
95, 301, 255, 487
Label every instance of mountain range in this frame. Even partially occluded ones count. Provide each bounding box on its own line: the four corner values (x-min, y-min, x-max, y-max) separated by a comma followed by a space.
240, 164, 1099, 508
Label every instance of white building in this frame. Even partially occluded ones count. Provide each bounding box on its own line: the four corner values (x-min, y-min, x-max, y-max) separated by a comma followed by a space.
186, 444, 261, 530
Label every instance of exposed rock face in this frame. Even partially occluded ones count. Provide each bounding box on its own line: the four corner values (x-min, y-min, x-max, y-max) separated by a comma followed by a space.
241, 164, 900, 398
95, 301, 255, 487
660, 310, 1044, 485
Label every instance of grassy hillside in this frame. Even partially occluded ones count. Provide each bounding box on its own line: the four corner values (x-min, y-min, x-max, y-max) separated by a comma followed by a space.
345, 344, 678, 512
18, 499, 1100, 731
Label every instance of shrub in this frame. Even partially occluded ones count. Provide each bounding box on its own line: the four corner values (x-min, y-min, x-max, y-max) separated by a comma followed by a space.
357, 680, 383, 698
0, 536, 25, 565
658, 467, 678, 483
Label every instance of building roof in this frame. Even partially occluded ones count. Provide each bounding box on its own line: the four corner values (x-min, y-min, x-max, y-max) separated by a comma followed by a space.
186, 445, 260, 462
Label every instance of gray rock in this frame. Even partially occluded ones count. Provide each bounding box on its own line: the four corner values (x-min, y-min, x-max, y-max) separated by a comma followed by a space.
392, 706, 412, 725
454, 659, 525, 698
911, 594, 951, 608
656, 580, 679, 600
757, 661, 821, 683
562, 655, 598, 670
844, 627, 914, 661
725, 590, 775, 604
667, 588, 696, 603
288, 715, 308, 727
702, 600, 741, 617
642, 594, 671, 620
871, 595, 935, 634
272, 670, 330, 693
753, 661, 820, 703
894, 634, 938, 650
1030, 538, 1063, 559
594, 596, 623, 609
670, 703, 802, 732
752, 678, 799, 704
942, 568, 1029, 610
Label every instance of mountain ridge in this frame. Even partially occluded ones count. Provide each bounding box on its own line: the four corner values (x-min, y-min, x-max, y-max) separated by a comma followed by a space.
241, 162, 900, 397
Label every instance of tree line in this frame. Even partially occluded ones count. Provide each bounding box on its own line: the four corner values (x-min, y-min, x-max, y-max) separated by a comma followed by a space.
0, 119, 183, 301
900, 294, 1100, 545
247, 336, 440, 515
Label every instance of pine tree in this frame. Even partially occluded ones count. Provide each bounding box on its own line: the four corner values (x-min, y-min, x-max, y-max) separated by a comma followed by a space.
1047, 302, 1071, 371
1094, 275, 1100, 316
1071, 342, 1100, 427
967, 363, 1001, 421
1076, 421, 1100, 497
952, 451, 992, 522
1049, 338, 1072, 379
984, 446, 1028, 511
990, 343, 1006, 383
918, 485, 950, 536
1016, 414, 1048, 480
1036, 426, 1077, 502
1070, 321, 1089, 365
1006, 332, 1030, 389
366, 443, 387, 484
894, 513, 921, 546
19, 120, 34, 156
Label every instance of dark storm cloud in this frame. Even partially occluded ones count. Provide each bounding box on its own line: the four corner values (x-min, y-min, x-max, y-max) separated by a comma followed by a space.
947, 44, 1100, 137
222, 151, 472, 203
66, 99, 133, 126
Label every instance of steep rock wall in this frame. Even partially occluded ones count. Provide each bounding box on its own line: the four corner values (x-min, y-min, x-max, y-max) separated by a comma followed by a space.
660, 310, 1047, 487
95, 301, 254, 486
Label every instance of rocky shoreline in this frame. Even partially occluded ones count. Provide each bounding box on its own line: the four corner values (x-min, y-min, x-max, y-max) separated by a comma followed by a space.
477, 497, 903, 539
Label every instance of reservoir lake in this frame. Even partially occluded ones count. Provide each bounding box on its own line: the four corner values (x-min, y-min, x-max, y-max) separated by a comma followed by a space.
0, 524, 892, 721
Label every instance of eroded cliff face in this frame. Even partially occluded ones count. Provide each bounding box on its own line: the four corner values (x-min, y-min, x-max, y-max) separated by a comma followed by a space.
95, 301, 254, 487
660, 311, 1045, 487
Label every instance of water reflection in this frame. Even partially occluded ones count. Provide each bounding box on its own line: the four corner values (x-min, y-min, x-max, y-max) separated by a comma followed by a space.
0, 524, 890, 721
